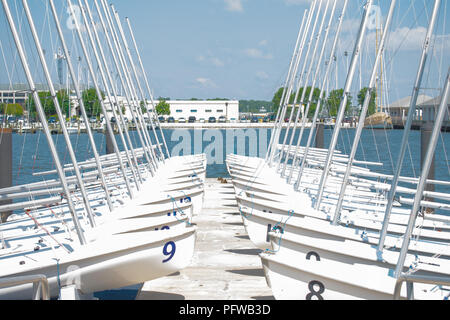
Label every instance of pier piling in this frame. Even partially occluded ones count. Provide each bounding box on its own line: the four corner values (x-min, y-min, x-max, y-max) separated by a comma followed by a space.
315, 123, 324, 149
0, 129, 12, 222
106, 132, 114, 155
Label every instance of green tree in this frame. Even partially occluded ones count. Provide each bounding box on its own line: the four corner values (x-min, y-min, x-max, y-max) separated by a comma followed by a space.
272, 87, 321, 117
239, 100, 273, 113
82, 88, 104, 117
0, 103, 23, 116
155, 99, 171, 115
140, 101, 147, 114
29, 91, 56, 116
325, 89, 353, 117
56, 90, 70, 118
357, 87, 377, 116
272, 87, 287, 114
297, 87, 321, 118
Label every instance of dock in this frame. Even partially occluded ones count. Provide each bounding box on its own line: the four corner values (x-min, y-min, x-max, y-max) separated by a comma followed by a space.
137, 178, 274, 300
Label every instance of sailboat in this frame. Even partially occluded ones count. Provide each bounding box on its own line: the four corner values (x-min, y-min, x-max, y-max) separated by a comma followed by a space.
226, 0, 450, 300
0, 0, 206, 300
363, 4, 393, 130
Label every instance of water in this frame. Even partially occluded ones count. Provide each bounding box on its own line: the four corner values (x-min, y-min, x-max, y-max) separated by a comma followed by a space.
11, 128, 450, 195
6, 127, 450, 299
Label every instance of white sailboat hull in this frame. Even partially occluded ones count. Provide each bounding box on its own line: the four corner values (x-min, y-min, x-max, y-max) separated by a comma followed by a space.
0, 227, 196, 300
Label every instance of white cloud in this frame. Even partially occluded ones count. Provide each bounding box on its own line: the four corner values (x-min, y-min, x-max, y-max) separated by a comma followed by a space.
256, 71, 269, 80
224, 0, 243, 12
259, 39, 268, 46
211, 57, 225, 67
283, 0, 313, 5
197, 54, 225, 67
244, 48, 273, 59
196, 78, 217, 88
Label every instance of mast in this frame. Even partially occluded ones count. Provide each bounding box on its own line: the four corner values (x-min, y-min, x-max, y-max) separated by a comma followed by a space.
333, 0, 397, 225
103, 2, 159, 170
287, 0, 338, 181
280, 0, 332, 177
2, 0, 86, 245
277, 0, 326, 173
268, 0, 318, 166
46, 0, 114, 212
22, 0, 97, 227
84, 0, 156, 174
68, 0, 144, 189
394, 68, 450, 278
291, 0, 349, 187
378, 0, 442, 252
52, 0, 135, 198
125, 17, 171, 159
78, 0, 155, 178
265, 8, 309, 163
314, 0, 374, 209
110, 4, 164, 164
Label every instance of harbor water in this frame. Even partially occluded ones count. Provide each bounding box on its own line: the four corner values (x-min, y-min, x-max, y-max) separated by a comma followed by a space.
10, 128, 450, 195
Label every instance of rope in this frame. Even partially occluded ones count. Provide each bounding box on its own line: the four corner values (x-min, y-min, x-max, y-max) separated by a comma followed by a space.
24, 209, 70, 254
168, 194, 192, 226
54, 258, 61, 300
238, 188, 254, 220
264, 209, 295, 254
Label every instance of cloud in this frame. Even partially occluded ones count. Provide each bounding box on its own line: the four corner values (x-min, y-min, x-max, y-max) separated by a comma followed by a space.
244, 48, 273, 59
386, 27, 450, 52
210, 57, 225, 67
367, 26, 426, 52
259, 39, 268, 46
197, 54, 225, 67
256, 71, 269, 80
196, 78, 217, 88
283, 0, 313, 5
224, 0, 243, 12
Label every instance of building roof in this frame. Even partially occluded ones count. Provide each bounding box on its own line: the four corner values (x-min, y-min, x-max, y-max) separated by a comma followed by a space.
388, 95, 433, 109
0, 83, 74, 92
417, 95, 450, 108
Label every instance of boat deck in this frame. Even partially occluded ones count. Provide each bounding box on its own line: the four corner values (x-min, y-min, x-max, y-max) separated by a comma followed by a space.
137, 178, 273, 300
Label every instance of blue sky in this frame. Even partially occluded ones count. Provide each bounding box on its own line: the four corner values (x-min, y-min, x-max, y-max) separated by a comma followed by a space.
0, 0, 449, 104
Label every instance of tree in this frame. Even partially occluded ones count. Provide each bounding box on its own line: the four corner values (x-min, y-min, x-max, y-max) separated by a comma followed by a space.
56, 90, 70, 118
325, 89, 353, 117
82, 88, 104, 117
155, 99, 170, 115
29, 91, 56, 116
271, 87, 286, 114
297, 87, 321, 118
271, 87, 321, 117
357, 87, 377, 116
140, 101, 147, 114
239, 100, 273, 113
0, 103, 23, 116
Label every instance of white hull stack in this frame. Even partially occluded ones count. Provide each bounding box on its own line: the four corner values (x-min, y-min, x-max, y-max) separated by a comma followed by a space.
0, 0, 208, 300
225, 0, 450, 300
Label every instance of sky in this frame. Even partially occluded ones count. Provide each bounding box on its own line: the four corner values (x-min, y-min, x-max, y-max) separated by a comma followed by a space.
0, 0, 449, 104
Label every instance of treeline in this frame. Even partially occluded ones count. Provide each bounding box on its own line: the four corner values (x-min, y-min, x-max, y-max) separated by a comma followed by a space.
239, 100, 274, 113
0, 103, 24, 116
26, 88, 105, 119
271, 86, 377, 118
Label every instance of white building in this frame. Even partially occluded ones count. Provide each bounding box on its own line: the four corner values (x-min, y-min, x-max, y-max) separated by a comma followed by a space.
101, 98, 239, 122
154, 100, 239, 121
387, 95, 433, 121
417, 95, 450, 122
